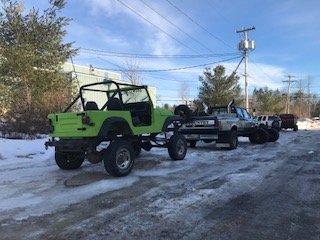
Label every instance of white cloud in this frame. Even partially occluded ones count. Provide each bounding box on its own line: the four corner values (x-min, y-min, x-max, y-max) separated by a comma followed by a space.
86, 0, 123, 17
86, 0, 192, 55
224, 62, 287, 91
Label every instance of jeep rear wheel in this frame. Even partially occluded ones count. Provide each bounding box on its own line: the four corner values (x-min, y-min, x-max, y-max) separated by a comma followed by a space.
55, 151, 84, 170
168, 134, 187, 160
103, 139, 135, 177
249, 129, 269, 144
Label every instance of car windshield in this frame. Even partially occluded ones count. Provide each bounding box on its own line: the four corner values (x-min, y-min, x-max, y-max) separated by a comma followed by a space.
241, 108, 252, 120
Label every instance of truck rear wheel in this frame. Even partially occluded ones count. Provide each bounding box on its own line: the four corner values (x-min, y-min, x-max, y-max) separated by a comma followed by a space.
168, 134, 187, 160
55, 151, 84, 170
103, 139, 135, 177
267, 128, 279, 142
188, 140, 197, 148
228, 130, 238, 150
249, 129, 269, 144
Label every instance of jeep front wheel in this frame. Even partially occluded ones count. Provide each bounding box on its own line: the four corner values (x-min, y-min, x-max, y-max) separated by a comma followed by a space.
55, 151, 84, 170
168, 134, 187, 160
103, 139, 135, 177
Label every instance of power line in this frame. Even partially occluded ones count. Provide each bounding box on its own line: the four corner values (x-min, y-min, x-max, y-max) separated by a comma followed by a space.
139, 0, 214, 53
206, 0, 237, 30
90, 56, 241, 73
250, 57, 275, 82
165, 0, 234, 50
116, 0, 198, 53
79, 47, 241, 59
143, 74, 199, 83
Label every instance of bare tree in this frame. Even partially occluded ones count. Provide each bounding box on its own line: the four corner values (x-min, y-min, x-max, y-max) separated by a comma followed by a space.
180, 81, 189, 105
122, 58, 143, 85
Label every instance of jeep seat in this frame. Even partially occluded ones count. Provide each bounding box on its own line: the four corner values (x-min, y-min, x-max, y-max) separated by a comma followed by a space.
106, 97, 122, 110
85, 101, 99, 110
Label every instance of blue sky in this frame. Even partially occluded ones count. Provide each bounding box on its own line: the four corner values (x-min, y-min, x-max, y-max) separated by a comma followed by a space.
24, 0, 320, 105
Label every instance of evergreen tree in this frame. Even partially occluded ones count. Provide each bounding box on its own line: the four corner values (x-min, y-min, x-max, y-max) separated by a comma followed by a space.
0, 0, 77, 133
197, 65, 241, 106
252, 87, 285, 114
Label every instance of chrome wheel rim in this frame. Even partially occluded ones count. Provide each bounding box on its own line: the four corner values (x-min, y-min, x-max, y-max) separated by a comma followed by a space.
116, 148, 131, 170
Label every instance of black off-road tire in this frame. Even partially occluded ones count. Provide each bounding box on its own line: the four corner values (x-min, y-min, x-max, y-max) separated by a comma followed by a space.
228, 130, 238, 150
168, 134, 187, 160
189, 140, 197, 148
103, 139, 135, 177
55, 151, 84, 170
293, 124, 298, 131
249, 128, 269, 144
267, 128, 279, 142
272, 120, 280, 131
174, 105, 192, 123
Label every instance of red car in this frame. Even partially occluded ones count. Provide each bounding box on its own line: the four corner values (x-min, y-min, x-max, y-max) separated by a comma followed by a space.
280, 114, 298, 131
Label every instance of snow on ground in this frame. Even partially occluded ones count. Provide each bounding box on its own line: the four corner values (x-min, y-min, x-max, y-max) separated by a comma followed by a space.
0, 119, 319, 221
298, 118, 320, 130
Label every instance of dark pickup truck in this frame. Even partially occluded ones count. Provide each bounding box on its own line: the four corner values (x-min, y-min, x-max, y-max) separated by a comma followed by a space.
280, 114, 298, 131
177, 101, 279, 150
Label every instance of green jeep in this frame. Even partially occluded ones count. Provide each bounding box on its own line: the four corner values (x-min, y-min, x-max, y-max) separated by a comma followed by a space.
45, 81, 187, 177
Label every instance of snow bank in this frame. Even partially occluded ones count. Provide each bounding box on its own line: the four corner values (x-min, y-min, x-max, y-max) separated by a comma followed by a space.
297, 118, 320, 130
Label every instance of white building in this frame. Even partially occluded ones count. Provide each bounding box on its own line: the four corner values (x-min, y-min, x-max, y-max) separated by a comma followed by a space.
62, 62, 156, 106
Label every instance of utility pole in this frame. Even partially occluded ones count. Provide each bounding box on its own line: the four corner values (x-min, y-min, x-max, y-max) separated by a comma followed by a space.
236, 26, 255, 111
283, 75, 296, 114
307, 76, 312, 117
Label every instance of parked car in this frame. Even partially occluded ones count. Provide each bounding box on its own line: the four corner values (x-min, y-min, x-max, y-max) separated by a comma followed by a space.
279, 114, 298, 131
256, 115, 282, 131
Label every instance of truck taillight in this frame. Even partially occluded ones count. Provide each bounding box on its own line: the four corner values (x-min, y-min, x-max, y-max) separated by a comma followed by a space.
82, 115, 91, 125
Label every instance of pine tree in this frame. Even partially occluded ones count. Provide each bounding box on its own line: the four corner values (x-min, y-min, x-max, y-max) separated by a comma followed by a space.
0, 0, 77, 134
197, 65, 241, 106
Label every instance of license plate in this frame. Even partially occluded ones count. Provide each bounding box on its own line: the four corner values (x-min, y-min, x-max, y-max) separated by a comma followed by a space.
194, 120, 215, 125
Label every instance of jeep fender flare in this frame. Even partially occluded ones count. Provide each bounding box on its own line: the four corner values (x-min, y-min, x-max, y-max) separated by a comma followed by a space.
98, 117, 133, 137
